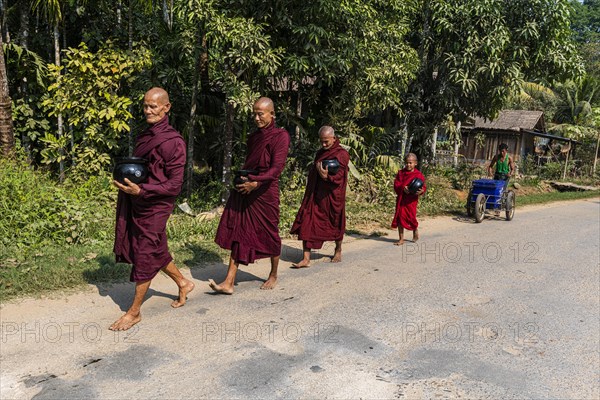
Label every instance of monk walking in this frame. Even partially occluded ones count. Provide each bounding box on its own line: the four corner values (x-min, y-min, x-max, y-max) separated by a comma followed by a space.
111, 87, 195, 331
209, 97, 290, 294
392, 153, 426, 245
290, 126, 349, 267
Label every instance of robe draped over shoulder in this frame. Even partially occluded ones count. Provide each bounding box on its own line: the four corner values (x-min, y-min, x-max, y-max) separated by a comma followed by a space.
215, 121, 290, 265
391, 168, 426, 231
113, 115, 186, 282
290, 139, 349, 249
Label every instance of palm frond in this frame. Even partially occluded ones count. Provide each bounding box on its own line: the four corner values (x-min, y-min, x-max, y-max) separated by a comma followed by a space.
3, 42, 48, 88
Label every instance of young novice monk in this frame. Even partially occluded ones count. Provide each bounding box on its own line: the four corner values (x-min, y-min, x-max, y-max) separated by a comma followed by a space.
391, 153, 426, 245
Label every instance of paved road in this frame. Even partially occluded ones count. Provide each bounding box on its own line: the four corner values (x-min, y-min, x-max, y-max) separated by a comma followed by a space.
1, 198, 599, 399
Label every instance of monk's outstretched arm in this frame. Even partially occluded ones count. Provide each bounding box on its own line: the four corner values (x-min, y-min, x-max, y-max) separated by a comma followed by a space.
139, 139, 186, 199
248, 134, 290, 183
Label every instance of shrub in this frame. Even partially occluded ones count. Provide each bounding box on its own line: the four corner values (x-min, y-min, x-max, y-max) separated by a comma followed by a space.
449, 162, 485, 190
0, 159, 115, 252
348, 165, 396, 205
539, 161, 565, 179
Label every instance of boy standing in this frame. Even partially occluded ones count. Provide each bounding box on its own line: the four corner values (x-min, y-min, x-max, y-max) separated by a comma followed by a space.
392, 153, 426, 245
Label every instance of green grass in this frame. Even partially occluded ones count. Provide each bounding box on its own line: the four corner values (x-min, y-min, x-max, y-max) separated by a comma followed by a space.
1, 166, 597, 302
0, 244, 127, 301
516, 189, 600, 206
0, 237, 226, 302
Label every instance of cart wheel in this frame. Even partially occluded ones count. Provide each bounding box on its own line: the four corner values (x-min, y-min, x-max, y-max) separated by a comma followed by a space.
505, 190, 515, 221
466, 190, 473, 217
474, 193, 486, 223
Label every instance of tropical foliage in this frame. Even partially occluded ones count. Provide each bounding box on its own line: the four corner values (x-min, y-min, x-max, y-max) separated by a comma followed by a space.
0, 0, 597, 184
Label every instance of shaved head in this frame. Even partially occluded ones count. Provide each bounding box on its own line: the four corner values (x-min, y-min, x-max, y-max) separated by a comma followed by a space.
254, 97, 275, 112
252, 97, 275, 128
404, 152, 418, 172
143, 87, 171, 125
145, 87, 170, 106
405, 153, 418, 162
318, 125, 336, 150
318, 125, 335, 138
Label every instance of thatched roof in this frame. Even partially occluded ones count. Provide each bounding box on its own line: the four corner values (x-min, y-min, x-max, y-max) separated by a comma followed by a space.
466, 110, 545, 132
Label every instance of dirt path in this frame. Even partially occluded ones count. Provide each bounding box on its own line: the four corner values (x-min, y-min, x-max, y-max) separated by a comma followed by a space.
1, 198, 599, 399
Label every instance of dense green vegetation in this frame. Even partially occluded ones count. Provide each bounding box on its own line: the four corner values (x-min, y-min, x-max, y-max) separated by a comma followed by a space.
1, 157, 597, 301
0, 1, 599, 299
2, 1, 597, 175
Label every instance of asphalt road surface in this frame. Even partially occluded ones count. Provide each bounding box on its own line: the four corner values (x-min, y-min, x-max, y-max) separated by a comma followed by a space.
1, 198, 599, 399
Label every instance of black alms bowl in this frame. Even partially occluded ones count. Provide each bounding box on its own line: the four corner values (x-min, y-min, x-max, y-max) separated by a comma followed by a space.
113, 157, 148, 185
233, 169, 258, 185
407, 177, 424, 194
321, 159, 340, 175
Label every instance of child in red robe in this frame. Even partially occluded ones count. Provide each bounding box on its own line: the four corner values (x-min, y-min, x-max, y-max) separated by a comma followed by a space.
391, 153, 426, 245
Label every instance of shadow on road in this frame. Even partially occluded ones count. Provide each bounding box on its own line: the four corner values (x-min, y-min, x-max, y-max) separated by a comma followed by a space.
94, 283, 176, 312
452, 215, 477, 224
280, 243, 333, 263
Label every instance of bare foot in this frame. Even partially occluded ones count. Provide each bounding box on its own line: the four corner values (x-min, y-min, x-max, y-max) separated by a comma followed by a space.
413, 231, 419, 242
109, 313, 141, 331
172, 280, 195, 308
260, 275, 277, 290
291, 260, 311, 269
394, 239, 405, 246
208, 278, 233, 295
331, 252, 342, 262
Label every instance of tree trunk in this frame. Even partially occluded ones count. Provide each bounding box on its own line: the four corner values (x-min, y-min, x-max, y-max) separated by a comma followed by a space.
0, 0, 8, 43
17, 2, 30, 49
431, 126, 438, 163
62, 19, 66, 50
453, 121, 461, 166
186, 93, 197, 198
128, 0, 133, 51
169, 0, 174, 30
406, 130, 414, 156
401, 121, 408, 157
199, 34, 209, 93
162, 0, 169, 28
54, 24, 64, 181
17, 4, 31, 162
185, 30, 207, 198
295, 91, 302, 145
221, 101, 235, 204
593, 129, 600, 176
127, 0, 134, 155
562, 140, 571, 180
0, 31, 15, 158
117, 0, 122, 29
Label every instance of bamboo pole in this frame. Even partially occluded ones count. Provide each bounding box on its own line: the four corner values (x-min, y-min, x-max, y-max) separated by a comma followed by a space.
562, 139, 571, 180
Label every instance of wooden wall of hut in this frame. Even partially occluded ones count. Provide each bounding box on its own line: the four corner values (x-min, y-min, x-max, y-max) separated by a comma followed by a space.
460, 131, 528, 164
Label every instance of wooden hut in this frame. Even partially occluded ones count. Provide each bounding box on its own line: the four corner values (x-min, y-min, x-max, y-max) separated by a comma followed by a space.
460, 110, 545, 164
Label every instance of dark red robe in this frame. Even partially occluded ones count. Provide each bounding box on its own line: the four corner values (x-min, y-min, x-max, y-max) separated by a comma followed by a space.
391, 168, 426, 231
290, 139, 349, 249
215, 121, 290, 265
114, 115, 186, 282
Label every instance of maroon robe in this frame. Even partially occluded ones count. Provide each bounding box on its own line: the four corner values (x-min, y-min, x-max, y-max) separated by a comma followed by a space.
215, 121, 290, 265
114, 115, 186, 282
290, 139, 349, 249
391, 168, 426, 231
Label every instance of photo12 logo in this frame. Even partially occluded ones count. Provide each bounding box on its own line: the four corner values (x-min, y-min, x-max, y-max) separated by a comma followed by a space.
1, 321, 139, 344
201, 321, 339, 344
399, 321, 539, 343
398, 241, 540, 264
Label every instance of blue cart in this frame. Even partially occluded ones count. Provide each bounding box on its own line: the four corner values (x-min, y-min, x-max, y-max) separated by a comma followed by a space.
466, 179, 515, 223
